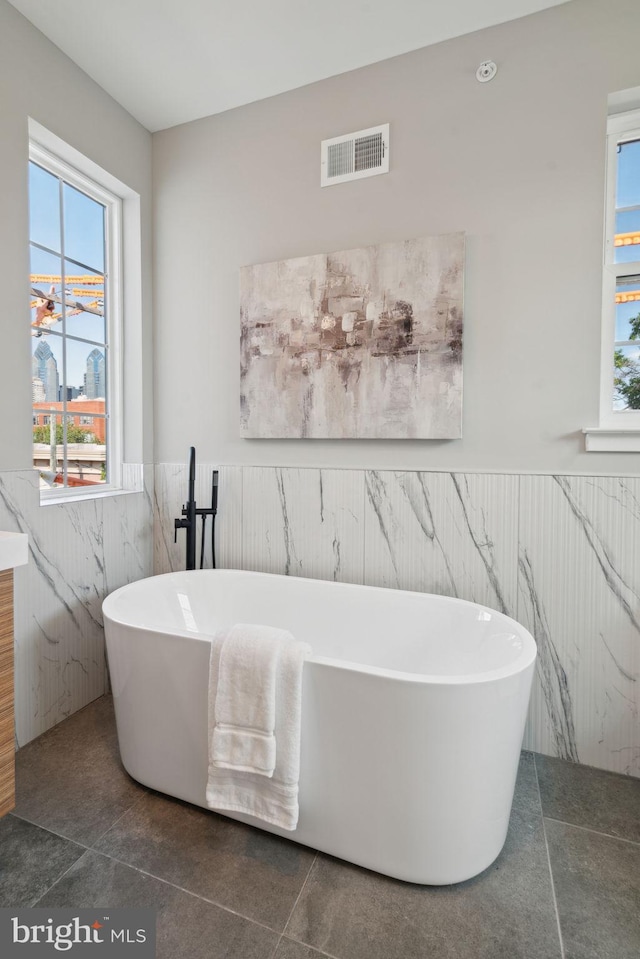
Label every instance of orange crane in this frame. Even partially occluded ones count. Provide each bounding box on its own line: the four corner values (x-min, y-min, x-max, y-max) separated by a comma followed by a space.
613, 231, 640, 303
28, 246, 640, 324
30, 273, 103, 332
614, 231, 640, 248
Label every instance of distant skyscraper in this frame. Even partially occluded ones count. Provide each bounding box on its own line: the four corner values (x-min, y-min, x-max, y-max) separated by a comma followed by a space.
32, 377, 45, 403
32, 341, 59, 402
85, 348, 105, 399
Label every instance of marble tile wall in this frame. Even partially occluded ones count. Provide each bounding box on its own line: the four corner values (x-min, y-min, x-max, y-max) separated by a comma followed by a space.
155, 463, 640, 778
518, 475, 640, 776
0, 466, 153, 747
362, 471, 520, 613
153, 463, 242, 574
242, 467, 364, 583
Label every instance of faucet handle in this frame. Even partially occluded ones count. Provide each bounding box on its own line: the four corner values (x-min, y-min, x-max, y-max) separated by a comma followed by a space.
174, 516, 190, 542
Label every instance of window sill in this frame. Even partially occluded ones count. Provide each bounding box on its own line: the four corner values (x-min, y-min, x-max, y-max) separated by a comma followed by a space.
38, 465, 145, 505
583, 428, 640, 452
39, 487, 140, 507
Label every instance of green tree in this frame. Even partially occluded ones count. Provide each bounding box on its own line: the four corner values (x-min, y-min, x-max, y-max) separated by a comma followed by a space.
614, 311, 640, 410
33, 422, 101, 444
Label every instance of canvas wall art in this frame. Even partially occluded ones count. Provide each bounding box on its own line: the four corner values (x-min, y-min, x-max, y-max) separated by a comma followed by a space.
240, 233, 464, 438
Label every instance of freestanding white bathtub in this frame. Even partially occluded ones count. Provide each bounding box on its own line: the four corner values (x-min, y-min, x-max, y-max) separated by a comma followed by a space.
102, 569, 536, 885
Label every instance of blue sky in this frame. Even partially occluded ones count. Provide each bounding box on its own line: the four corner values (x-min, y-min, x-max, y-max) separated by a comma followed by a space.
29, 161, 105, 390
615, 137, 640, 268
611, 138, 640, 348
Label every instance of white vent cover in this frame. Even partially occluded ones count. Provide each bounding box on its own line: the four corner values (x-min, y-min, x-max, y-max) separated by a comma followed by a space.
321, 123, 389, 187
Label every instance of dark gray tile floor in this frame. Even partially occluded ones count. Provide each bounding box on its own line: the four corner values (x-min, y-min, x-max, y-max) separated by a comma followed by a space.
2, 695, 639, 959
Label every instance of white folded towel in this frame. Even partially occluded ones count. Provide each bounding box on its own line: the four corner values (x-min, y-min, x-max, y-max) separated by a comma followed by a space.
211, 623, 289, 776
206, 623, 310, 830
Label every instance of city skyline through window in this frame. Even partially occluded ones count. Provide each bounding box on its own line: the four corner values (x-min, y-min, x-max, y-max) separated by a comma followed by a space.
29, 156, 110, 489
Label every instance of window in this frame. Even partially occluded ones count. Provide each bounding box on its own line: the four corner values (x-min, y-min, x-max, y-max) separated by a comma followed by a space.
28, 136, 123, 496
590, 108, 640, 449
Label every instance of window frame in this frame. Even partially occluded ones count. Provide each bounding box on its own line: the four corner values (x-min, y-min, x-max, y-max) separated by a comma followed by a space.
28, 136, 124, 501
588, 109, 640, 449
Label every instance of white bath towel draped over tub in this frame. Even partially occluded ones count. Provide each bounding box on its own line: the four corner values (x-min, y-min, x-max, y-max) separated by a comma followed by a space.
206, 623, 310, 830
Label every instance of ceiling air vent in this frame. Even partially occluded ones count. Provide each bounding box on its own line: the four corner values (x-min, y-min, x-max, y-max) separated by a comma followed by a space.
321, 123, 389, 187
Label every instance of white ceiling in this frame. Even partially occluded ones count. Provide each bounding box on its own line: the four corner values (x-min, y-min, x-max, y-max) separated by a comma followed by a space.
8, 0, 569, 132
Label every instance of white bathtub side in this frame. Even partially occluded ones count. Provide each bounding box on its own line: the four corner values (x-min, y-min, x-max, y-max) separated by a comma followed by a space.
105, 615, 534, 885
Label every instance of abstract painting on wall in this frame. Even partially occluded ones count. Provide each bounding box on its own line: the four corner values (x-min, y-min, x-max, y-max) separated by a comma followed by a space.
240, 233, 464, 438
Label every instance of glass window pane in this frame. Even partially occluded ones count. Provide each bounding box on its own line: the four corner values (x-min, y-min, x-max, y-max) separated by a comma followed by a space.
615, 276, 640, 341
63, 262, 105, 342
615, 246, 640, 265
28, 144, 116, 492
65, 403, 106, 442
616, 138, 640, 209
614, 209, 640, 263
615, 209, 640, 234
64, 403, 107, 487
32, 333, 62, 404
29, 162, 61, 254
63, 182, 105, 273
614, 343, 640, 410
33, 406, 63, 488
65, 338, 107, 400
615, 300, 640, 341
32, 333, 64, 487
30, 246, 63, 336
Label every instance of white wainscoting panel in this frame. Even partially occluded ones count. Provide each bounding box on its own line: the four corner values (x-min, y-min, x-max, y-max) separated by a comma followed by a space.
154, 463, 242, 573
363, 470, 520, 615
153, 463, 204, 573
0, 467, 153, 746
518, 475, 640, 776
103, 466, 154, 595
242, 467, 365, 584
152, 463, 639, 778
217, 466, 243, 570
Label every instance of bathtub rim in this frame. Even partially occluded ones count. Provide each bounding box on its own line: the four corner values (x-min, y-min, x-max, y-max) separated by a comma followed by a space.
103, 568, 537, 687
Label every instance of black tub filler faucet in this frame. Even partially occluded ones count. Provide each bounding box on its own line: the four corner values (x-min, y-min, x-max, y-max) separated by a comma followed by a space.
174, 447, 219, 570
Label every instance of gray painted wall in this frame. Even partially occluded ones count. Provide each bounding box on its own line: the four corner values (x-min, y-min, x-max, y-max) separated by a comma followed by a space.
0, 0, 154, 471
153, 0, 640, 475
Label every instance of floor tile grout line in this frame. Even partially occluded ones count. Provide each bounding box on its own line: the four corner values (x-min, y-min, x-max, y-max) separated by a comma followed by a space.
12, 808, 283, 940
542, 815, 640, 848
278, 932, 344, 959
9, 811, 93, 851
267, 933, 283, 959
273, 856, 350, 957
78, 845, 290, 939
28, 845, 97, 909
281, 851, 318, 940
542, 820, 567, 959
533, 754, 566, 959
88, 786, 150, 847
11, 782, 149, 852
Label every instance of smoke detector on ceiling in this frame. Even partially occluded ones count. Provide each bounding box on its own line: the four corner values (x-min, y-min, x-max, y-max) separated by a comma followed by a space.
321, 123, 389, 187
476, 60, 498, 82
